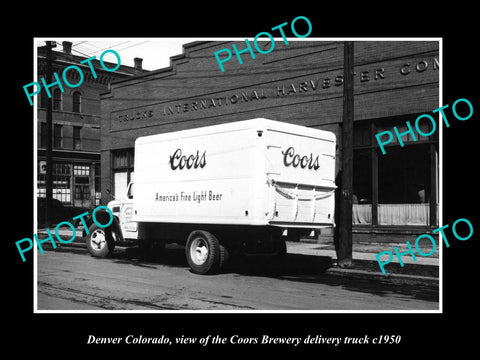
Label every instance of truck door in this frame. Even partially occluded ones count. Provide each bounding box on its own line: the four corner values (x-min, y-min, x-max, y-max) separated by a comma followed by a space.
120, 182, 139, 240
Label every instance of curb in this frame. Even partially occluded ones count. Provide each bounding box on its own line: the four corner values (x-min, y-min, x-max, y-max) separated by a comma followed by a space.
324, 266, 439, 286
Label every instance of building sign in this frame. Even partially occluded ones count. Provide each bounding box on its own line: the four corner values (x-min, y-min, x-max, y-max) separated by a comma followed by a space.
162, 89, 267, 117
109, 56, 439, 131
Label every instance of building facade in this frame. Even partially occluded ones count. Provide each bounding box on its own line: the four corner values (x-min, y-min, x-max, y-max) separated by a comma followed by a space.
37, 41, 146, 212
100, 40, 439, 238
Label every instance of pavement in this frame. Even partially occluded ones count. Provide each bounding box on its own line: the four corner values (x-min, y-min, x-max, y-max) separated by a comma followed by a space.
287, 240, 439, 286
37, 227, 440, 286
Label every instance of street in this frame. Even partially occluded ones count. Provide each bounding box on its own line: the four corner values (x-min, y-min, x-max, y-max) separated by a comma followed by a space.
37, 244, 439, 311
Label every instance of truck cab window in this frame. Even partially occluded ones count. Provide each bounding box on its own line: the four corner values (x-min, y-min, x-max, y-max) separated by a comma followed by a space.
127, 183, 134, 199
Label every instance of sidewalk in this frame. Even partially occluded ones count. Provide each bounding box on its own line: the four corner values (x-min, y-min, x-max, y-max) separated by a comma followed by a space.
287, 241, 439, 285
39, 227, 440, 285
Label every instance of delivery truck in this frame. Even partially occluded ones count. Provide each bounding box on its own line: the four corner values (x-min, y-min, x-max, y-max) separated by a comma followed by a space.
84, 119, 336, 274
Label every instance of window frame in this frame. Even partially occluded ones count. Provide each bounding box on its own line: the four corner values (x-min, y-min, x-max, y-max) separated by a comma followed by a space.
72, 91, 82, 113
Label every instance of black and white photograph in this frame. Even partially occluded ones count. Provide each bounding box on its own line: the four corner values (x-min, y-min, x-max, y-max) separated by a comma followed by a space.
7, 7, 478, 356
32, 37, 441, 312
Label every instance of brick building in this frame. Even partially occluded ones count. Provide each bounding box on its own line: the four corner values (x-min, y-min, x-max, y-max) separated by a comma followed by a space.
100, 40, 440, 240
36, 41, 147, 219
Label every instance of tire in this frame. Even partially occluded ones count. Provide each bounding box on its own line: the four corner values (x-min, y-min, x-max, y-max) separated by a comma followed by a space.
185, 230, 225, 275
218, 242, 230, 270
85, 223, 115, 258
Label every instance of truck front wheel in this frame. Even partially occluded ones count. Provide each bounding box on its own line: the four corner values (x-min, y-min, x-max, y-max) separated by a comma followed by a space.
186, 231, 228, 275
86, 224, 115, 258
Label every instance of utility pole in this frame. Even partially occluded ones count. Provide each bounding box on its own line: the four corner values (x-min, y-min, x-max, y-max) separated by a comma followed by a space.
45, 41, 56, 228
337, 41, 354, 267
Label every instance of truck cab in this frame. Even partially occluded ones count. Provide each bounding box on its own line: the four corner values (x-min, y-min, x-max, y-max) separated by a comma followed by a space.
83, 182, 138, 258
107, 182, 138, 242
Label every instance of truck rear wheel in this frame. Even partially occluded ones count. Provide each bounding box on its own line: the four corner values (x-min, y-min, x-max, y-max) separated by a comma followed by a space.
86, 224, 115, 258
186, 230, 227, 275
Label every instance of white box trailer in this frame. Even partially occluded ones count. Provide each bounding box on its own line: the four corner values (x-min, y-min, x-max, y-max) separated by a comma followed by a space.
85, 119, 336, 274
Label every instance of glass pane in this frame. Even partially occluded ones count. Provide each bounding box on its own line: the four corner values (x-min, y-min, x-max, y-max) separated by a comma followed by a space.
113, 152, 127, 168
95, 163, 101, 193
73, 126, 81, 149
353, 149, 372, 224
378, 145, 429, 204
74, 184, 89, 200
73, 165, 89, 176
75, 176, 89, 184
73, 92, 81, 113
378, 145, 430, 225
40, 122, 46, 147
53, 88, 62, 110
52, 175, 71, 204
114, 171, 128, 201
54, 124, 62, 148
378, 204, 430, 225
353, 204, 372, 224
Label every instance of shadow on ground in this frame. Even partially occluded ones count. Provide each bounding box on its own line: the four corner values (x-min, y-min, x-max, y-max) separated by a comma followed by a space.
107, 245, 439, 303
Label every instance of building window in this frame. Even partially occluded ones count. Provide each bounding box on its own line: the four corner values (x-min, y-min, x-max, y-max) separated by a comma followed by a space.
40, 122, 46, 148
53, 88, 62, 110
95, 162, 101, 206
40, 91, 48, 108
94, 163, 101, 193
73, 91, 81, 113
73, 126, 81, 150
37, 162, 72, 204
352, 149, 372, 224
73, 164, 90, 176
74, 177, 89, 201
377, 145, 430, 225
73, 164, 91, 203
112, 149, 134, 201
352, 115, 438, 227
53, 124, 63, 149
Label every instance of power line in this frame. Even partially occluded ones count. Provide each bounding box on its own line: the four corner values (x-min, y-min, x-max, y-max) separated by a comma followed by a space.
71, 41, 88, 48
69, 41, 149, 66
114, 40, 150, 52
87, 40, 132, 54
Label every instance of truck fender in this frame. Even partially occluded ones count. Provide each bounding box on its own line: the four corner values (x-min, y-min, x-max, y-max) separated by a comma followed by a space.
109, 216, 124, 242
82, 213, 124, 242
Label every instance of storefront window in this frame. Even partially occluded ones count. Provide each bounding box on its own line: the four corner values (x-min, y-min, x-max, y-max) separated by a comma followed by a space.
378, 145, 430, 225
73, 164, 89, 176
352, 115, 438, 227
37, 162, 72, 204
73, 164, 91, 207
74, 180, 89, 201
353, 149, 372, 224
